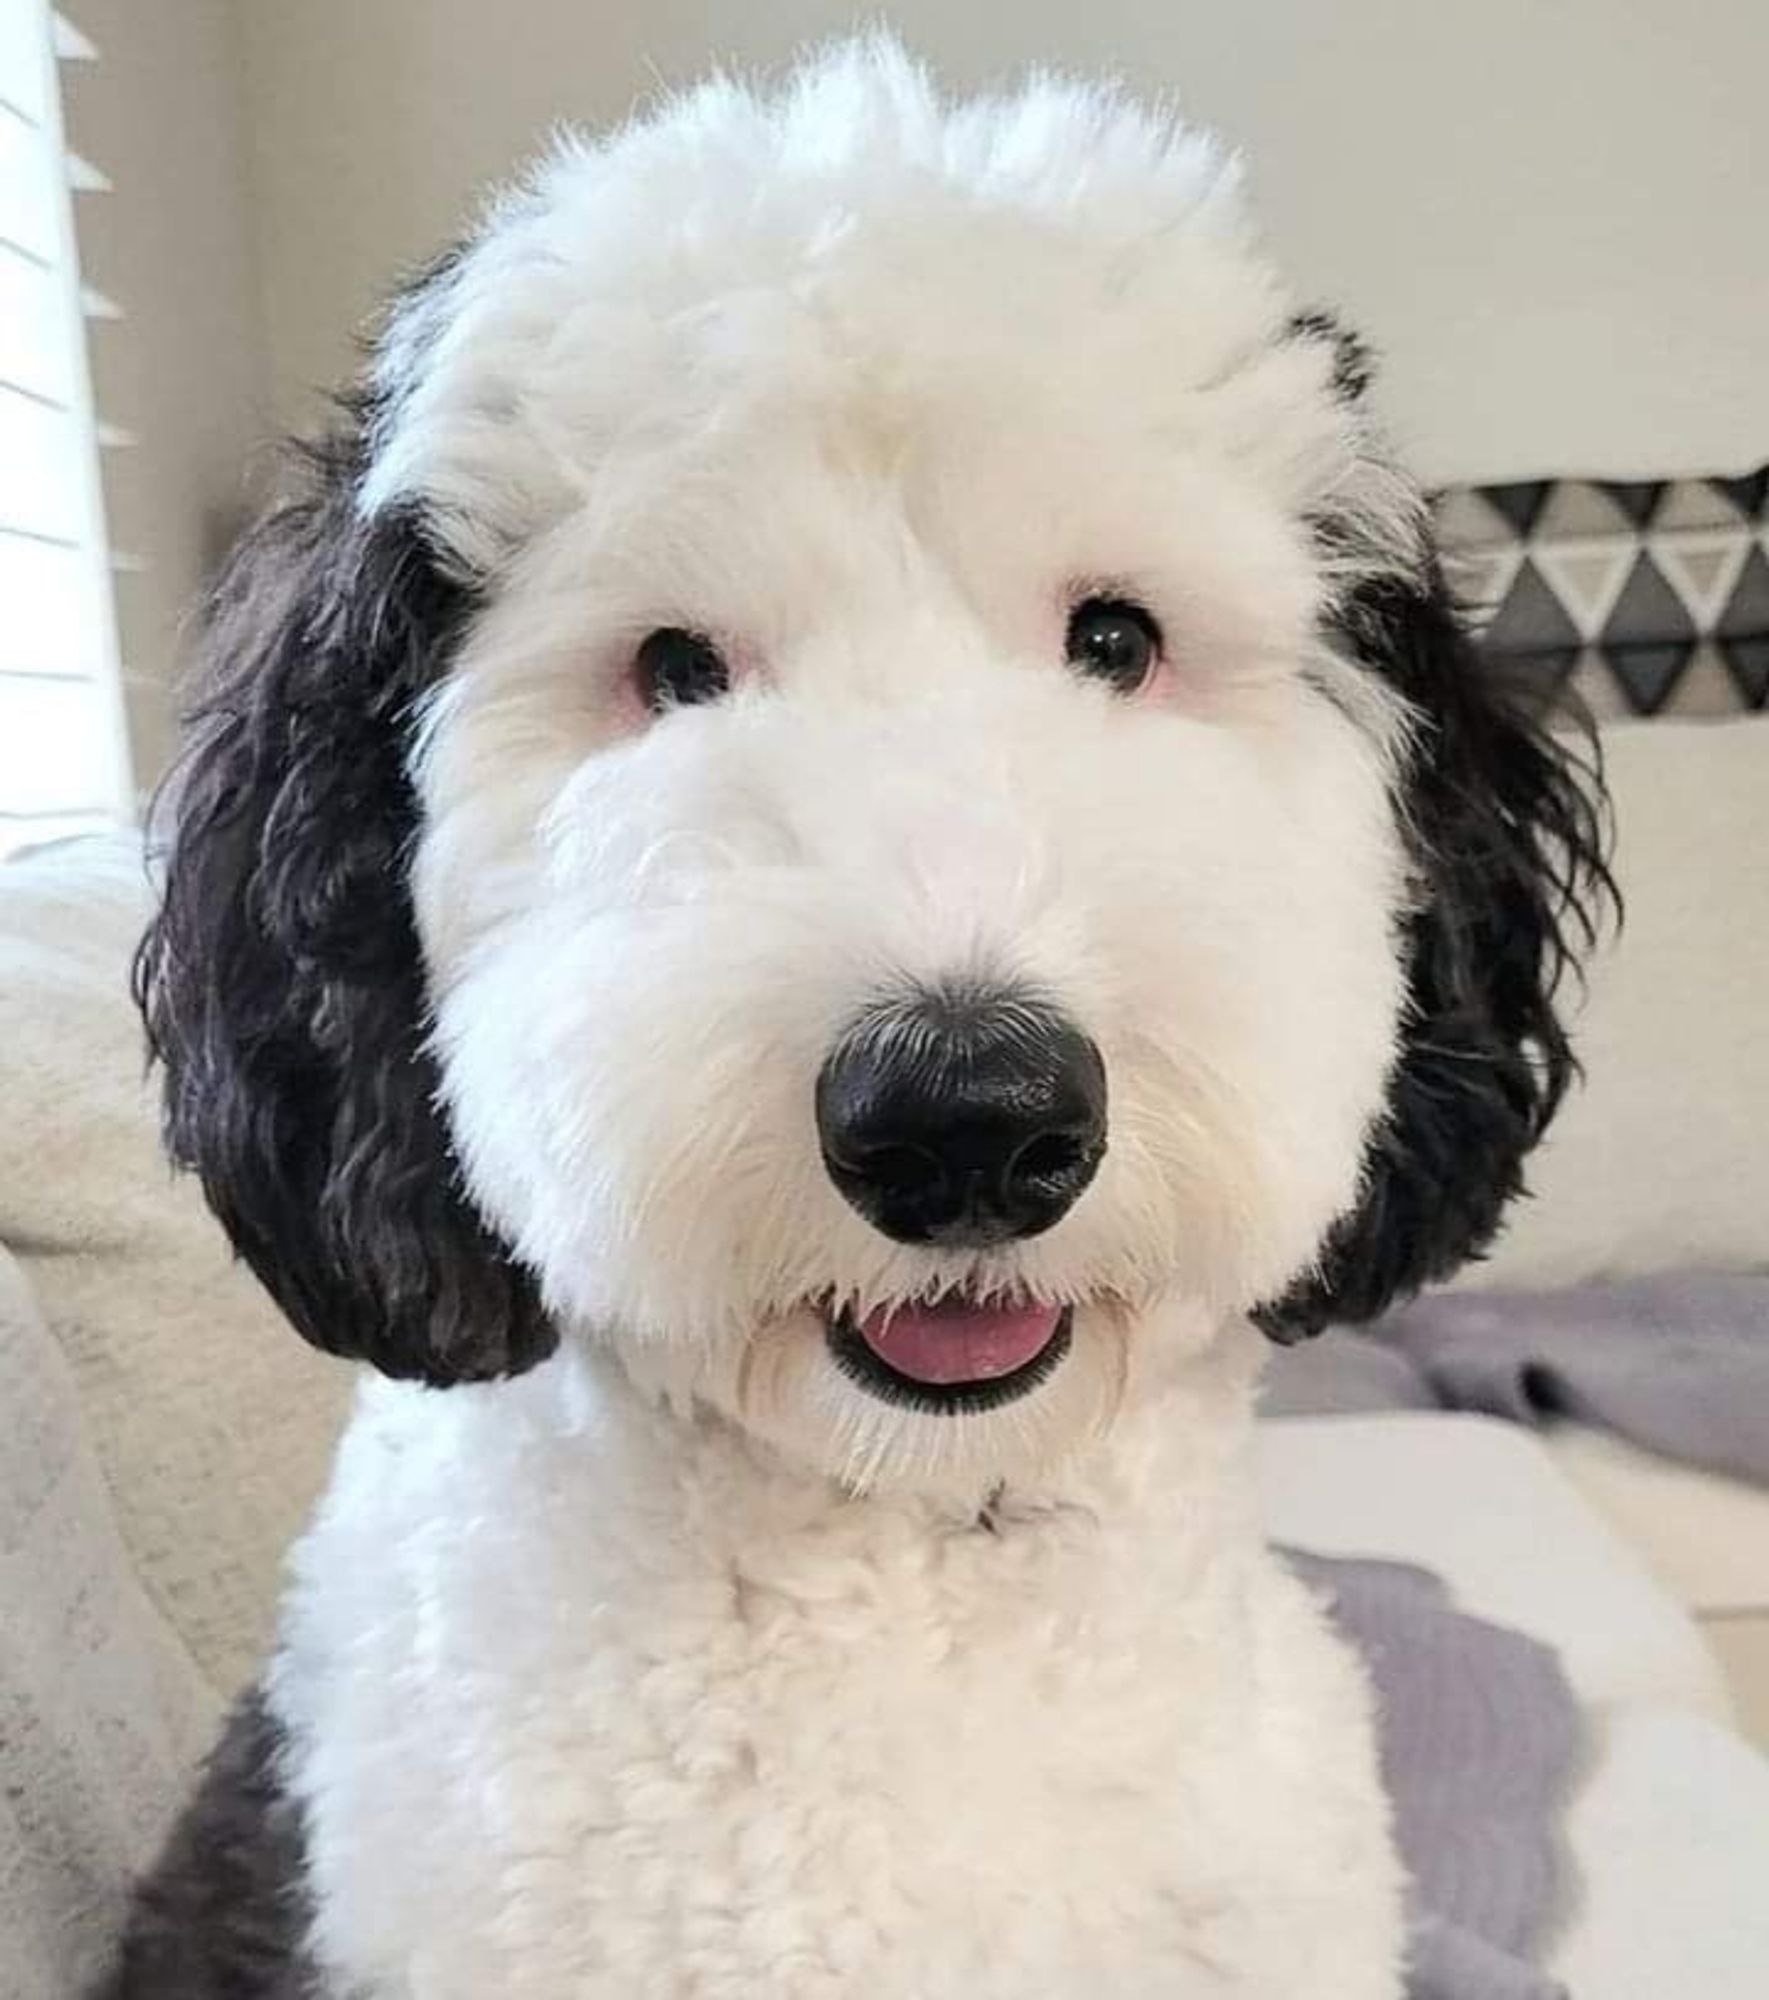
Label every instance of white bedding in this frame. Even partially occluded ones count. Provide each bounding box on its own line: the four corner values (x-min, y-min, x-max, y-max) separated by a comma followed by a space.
1260, 1413, 1769, 1998
1551, 1708, 1769, 2000
1258, 1413, 1730, 1717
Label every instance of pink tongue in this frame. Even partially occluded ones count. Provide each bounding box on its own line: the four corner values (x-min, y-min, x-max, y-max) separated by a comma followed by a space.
858, 1298, 1062, 1386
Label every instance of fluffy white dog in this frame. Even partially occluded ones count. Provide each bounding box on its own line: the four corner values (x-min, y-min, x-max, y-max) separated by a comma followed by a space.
110, 38, 1607, 2000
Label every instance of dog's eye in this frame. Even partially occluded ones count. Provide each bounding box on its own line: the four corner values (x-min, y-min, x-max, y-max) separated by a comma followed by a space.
1065, 597, 1162, 694
635, 628, 731, 711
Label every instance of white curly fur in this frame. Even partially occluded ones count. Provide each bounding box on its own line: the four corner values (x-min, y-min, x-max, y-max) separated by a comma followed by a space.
273, 39, 1420, 1995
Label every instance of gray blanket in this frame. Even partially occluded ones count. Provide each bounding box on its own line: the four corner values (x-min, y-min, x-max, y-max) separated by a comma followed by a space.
1268, 1273, 1769, 1486
1302, 1555, 1580, 2000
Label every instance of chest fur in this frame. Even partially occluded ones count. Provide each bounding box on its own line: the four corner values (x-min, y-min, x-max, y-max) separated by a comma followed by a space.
274, 1384, 1398, 1998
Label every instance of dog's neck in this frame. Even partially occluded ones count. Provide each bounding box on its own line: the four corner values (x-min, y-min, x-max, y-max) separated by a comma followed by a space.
537, 1316, 1270, 1577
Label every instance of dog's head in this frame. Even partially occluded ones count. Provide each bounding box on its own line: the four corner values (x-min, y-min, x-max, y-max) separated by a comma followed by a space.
139, 44, 1609, 1496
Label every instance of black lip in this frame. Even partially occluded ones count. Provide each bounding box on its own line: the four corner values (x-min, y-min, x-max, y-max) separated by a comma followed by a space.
824, 1302, 1075, 1415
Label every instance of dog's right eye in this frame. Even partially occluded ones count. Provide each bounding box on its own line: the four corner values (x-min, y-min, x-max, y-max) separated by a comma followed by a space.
635, 628, 731, 711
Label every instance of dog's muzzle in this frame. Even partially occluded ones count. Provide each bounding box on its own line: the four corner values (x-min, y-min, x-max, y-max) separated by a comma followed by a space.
815, 985, 1107, 1248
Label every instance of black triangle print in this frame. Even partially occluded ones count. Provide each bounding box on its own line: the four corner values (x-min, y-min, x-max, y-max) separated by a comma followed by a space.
1604, 642, 1694, 714
1712, 467, 1769, 520
1489, 649, 1583, 711
1601, 552, 1697, 647
1597, 481, 1667, 528
1481, 559, 1582, 656
1479, 481, 1553, 537
1716, 544, 1769, 639
1528, 649, 1581, 690
1718, 635, 1769, 707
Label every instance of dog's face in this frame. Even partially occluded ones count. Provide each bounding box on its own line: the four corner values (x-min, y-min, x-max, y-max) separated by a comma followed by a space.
140, 45, 1608, 1498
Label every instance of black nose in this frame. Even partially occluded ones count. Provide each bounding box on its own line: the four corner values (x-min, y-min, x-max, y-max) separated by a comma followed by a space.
816, 988, 1107, 1247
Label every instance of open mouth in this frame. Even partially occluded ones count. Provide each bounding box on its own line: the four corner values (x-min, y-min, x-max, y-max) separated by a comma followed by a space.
824, 1294, 1074, 1413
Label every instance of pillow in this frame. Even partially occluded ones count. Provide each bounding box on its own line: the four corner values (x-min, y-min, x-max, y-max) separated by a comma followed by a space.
1471, 715, 1769, 1288
1435, 468, 1769, 719
0, 835, 353, 1696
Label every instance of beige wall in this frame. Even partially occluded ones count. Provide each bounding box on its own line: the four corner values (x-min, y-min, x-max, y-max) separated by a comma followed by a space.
237, 0, 1769, 485
62, 0, 270, 787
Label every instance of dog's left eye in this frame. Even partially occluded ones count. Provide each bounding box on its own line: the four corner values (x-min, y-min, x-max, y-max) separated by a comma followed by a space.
635, 628, 731, 711
1065, 597, 1162, 694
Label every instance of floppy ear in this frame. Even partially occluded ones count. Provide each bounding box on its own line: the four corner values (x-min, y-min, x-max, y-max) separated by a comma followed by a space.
1284, 308, 1374, 403
134, 425, 555, 1384
1256, 557, 1616, 1341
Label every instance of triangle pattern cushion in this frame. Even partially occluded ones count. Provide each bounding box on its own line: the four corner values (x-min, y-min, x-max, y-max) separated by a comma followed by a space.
1434, 463, 1768, 717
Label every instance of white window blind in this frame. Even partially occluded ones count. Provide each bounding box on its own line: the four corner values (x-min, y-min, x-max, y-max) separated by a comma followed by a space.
0, 3, 130, 858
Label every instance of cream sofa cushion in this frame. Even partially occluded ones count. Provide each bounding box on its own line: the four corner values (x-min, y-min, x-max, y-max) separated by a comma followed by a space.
1475, 716, 1769, 1288
0, 835, 353, 1697
0, 1240, 217, 1992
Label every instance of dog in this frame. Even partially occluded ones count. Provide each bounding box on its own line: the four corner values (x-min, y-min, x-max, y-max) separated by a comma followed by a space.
106, 38, 1609, 1999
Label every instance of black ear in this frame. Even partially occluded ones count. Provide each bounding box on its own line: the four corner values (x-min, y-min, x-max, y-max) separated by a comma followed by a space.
135, 424, 555, 1384
1285, 308, 1375, 403
1256, 560, 1616, 1341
